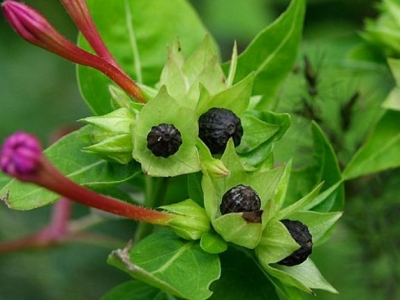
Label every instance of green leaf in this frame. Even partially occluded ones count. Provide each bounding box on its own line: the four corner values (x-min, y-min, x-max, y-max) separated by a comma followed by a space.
275, 259, 338, 294
362, 0, 400, 56
187, 172, 204, 206
0, 173, 10, 189
0, 127, 140, 210
263, 264, 312, 294
237, 111, 291, 154
200, 231, 228, 254
108, 230, 221, 300
101, 280, 178, 300
285, 211, 342, 246
209, 248, 279, 300
275, 161, 292, 211
78, 0, 210, 115
212, 213, 263, 249
161, 199, 210, 240
343, 110, 400, 180
225, 0, 305, 110
284, 123, 344, 212
197, 73, 254, 116
276, 183, 323, 220
309, 122, 344, 212
383, 59, 400, 110
255, 220, 300, 265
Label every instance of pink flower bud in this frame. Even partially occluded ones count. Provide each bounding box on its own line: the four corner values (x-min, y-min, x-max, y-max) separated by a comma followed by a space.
0, 131, 42, 179
1, 1, 144, 102
0, 132, 172, 225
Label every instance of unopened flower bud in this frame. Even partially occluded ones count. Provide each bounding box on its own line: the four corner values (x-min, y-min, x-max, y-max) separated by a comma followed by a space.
161, 199, 210, 240
0, 131, 42, 179
1, 0, 144, 102
81, 108, 135, 164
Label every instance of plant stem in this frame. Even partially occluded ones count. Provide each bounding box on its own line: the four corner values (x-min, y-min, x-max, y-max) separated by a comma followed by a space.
34, 159, 173, 226
134, 177, 169, 242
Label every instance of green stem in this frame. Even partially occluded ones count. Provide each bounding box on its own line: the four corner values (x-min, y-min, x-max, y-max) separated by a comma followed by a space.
134, 177, 170, 242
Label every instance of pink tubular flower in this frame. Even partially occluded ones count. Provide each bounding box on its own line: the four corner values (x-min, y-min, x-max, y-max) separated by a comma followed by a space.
1, 1, 144, 103
0, 132, 173, 225
60, 0, 121, 69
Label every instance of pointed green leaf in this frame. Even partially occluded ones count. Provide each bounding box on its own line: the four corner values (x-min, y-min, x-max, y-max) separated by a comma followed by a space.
276, 259, 338, 294
284, 123, 344, 212
108, 230, 221, 300
200, 231, 228, 254
212, 213, 263, 249
275, 161, 292, 211
276, 183, 323, 220
262, 264, 312, 294
226, 0, 305, 110
285, 211, 342, 246
343, 110, 400, 180
383, 59, 400, 110
197, 73, 254, 116
309, 122, 344, 211
255, 220, 300, 265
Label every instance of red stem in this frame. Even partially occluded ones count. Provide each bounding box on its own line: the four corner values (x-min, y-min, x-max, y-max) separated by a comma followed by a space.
35, 159, 173, 226
49, 197, 71, 235
61, 0, 122, 70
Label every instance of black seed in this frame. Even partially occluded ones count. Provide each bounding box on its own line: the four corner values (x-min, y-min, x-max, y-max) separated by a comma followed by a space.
146, 123, 182, 158
278, 219, 313, 266
198, 108, 243, 154
220, 184, 262, 223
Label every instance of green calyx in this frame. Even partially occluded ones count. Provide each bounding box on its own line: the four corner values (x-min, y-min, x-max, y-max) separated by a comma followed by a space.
80, 108, 135, 164
161, 199, 210, 240
202, 141, 285, 249
132, 87, 201, 177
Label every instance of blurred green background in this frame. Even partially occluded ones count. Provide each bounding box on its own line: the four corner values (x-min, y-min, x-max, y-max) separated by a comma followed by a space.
1, 0, 399, 299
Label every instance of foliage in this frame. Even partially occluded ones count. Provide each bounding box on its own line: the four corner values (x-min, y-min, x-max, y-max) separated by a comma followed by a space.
2, 0, 400, 299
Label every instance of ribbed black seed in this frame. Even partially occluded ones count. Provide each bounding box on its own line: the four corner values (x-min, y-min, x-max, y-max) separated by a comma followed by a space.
278, 219, 313, 266
146, 123, 182, 158
220, 184, 262, 223
198, 108, 243, 154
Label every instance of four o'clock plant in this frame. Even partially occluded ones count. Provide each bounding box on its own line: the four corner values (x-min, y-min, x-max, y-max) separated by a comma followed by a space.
0, 0, 345, 299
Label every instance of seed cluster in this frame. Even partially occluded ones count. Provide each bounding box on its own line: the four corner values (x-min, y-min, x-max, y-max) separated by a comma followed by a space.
220, 184, 262, 223
146, 123, 182, 158
198, 108, 243, 154
278, 219, 313, 266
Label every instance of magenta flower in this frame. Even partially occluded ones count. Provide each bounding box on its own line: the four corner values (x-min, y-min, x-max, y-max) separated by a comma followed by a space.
1, 0, 144, 103
60, 0, 121, 69
0, 131, 173, 225
0, 131, 42, 180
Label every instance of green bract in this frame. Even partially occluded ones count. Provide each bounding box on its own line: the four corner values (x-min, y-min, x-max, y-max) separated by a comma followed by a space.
202, 141, 285, 248
200, 140, 342, 294
132, 87, 200, 176
161, 199, 210, 240
80, 108, 136, 164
